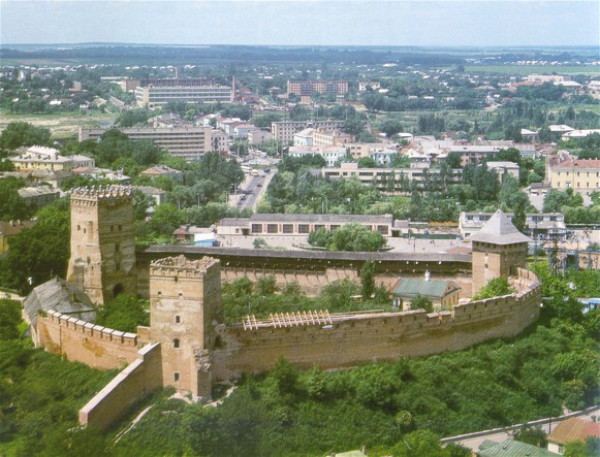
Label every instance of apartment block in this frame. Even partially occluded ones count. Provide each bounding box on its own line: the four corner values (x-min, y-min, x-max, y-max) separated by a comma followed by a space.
135, 78, 233, 108
271, 120, 345, 144
287, 80, 349, 97
79, 127, 215, 161
321, 162, 462, 192
549, 159, 600, 195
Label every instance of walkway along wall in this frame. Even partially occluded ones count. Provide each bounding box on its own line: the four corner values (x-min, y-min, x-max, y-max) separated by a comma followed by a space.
211, 268, 540, 380
79, 343, 163, 431
36, 310, 142, 369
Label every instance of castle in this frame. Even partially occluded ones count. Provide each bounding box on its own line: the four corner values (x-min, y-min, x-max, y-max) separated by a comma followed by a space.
30, 186, 541, 430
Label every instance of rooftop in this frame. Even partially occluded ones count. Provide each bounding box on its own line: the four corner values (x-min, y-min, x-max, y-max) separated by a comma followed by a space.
478, 439, 559, 457
392, 278, 460, 300
548, 417, 600, 446
249, 213, 394, 224
23, 277, 95, 327
552, 159, 600, 169
469, 210, 531, 245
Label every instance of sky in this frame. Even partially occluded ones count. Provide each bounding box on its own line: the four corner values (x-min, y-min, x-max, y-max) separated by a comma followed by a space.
0, 0, 598, 47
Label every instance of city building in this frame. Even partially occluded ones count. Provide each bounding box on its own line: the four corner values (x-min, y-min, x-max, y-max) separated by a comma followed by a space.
289, 145, 347, 166
459, 211, 566, 238
392, 277, 461, 311
135, 78, 233, 108
217, 213, 395, 237
17, 185, 60, 209
0, 220, 36, 255
321, 162, 462, 192
561, 129, 600, 139
271, 120, 345, 144
312, 129, 355, 148
293, 128, 315, 147
287, 80, 349, 97
358, 81, 381, 92
131, 186, 167, 207
477, 439, 559, 457
486, 161, 520, 182
79, 126, 216, 161
140, 165, 184, 182
548, 159, 600, 195
247, 129, 272, 145
547, 417, 600, 455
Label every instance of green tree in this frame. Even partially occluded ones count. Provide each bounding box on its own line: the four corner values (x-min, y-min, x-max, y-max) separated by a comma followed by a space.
0, 299, 22, 340
565, 437, 600, 457
410, 294, 433, 312
0, 177, 32, 220
256, 276, 277, 296
360, 260, 376, 299
0, 122, 51, 149
0, 199, 69, 294
95, 294, 149, 333
472, 276, 515, 301
514, 427, 547, 447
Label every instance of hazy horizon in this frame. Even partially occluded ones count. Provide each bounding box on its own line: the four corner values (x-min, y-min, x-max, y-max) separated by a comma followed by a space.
1, 1, 598, 48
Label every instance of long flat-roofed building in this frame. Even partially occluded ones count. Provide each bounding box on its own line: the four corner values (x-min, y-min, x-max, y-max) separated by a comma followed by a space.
79, 126, 215, 161
217, 213, 394, 237
321, 162, 462, 192
135, 78, 233, 108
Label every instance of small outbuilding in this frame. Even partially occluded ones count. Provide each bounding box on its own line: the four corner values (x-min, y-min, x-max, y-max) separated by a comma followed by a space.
547, 417, 600, 455
392, 276, 461, 311
23, 277, 96, 345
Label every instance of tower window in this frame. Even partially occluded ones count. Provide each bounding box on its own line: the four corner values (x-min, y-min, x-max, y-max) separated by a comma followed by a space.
118, 225, 123, 231
173, 338, 180, 348
115, 262, 121, 272
115, 243, 120, 252
175, 315, 181, 324
174, 372, 180, 382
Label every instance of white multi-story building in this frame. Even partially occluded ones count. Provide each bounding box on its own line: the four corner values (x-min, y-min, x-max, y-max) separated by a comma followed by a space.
135, 79, 233, 108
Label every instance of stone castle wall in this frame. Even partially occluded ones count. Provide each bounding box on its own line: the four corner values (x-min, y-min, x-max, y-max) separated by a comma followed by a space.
79, 343, 163, 431
211, 268, 540, 380
36, 310, 141, 370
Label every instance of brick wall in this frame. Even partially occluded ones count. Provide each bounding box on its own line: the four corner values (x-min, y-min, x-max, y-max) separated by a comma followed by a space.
79, 343, 163, 431
36, 310, 141, 370
212, 268, 540, 380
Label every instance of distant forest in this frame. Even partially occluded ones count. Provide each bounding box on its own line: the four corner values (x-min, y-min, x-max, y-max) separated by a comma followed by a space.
0, 44, 595, 65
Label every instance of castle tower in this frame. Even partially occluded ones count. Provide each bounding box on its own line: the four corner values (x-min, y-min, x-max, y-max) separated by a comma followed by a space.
149, 255, 222, 398
470, 209, 530, 295
67, 186, 136, 305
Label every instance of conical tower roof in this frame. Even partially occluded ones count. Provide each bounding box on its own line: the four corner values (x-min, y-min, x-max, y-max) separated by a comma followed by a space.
469, 209, 531, 245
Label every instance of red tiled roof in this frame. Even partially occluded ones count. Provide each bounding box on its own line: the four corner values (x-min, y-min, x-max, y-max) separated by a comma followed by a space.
553, 159, 600, 169
548, 418, 600, 445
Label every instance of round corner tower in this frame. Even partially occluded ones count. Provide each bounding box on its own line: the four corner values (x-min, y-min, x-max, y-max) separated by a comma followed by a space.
67, 186, 137, 304
470, 209, 531, 296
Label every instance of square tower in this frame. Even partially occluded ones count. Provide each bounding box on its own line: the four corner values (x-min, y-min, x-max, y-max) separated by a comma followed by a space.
149, 255, 221, 398
470, 210, 530, 295
67, 186, 136, 304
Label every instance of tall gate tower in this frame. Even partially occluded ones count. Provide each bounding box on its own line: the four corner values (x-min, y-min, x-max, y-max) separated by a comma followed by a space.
67, 186, 137, 304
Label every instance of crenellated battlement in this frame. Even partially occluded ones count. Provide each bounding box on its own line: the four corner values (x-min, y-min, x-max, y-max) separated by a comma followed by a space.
45, 310, 138, 345
150, 255, 219, 278
211, 267, 541, 379
70, 185, 133, 205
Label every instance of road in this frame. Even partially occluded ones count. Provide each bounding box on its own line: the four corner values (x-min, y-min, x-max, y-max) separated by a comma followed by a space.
229, 160, 278, 212
441, 405, 600, 452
